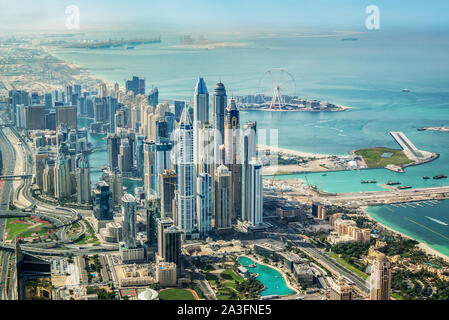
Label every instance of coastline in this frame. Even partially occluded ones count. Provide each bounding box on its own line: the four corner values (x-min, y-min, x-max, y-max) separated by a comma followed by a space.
258, 144, 336, 159
363, 206, 449, 263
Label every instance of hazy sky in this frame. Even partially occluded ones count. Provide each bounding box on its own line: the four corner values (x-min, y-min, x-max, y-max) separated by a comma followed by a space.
1, 0, 449, 33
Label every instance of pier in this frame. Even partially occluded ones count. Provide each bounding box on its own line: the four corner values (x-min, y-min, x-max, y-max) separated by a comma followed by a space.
390, 131, 425, 161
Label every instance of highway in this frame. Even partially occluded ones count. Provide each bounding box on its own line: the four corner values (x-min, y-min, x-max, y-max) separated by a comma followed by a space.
0, 109, 17, 299
291, 239, 370, 296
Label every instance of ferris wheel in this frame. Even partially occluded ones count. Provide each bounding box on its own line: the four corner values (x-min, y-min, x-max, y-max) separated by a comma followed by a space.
258, 68, 296, 110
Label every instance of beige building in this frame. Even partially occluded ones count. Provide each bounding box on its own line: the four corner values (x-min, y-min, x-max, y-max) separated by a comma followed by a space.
156, 261, 177, 287
370, 252, 391, 300
329, 276, 352, 300
328, 218, 370, 244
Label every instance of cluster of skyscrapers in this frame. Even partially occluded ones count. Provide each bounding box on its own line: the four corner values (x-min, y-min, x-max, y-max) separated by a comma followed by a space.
11, 75, 265, 275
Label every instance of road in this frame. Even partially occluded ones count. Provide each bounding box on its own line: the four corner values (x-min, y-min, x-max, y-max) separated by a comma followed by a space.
292, 240, 369, 296
0, 109, 17, 299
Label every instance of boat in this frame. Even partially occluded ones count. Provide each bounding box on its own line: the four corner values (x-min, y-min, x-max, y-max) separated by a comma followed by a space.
425, 216, 448, 226
321, 174, 327, 176
248, 263, 257, 268
397, 185, 412, 190
433, 175, 448, 180
423, 176, 430, 179
361, 180, 377, 184
386, 181, 401, 186
126, 46, 135, 50
402, 88, 410, 92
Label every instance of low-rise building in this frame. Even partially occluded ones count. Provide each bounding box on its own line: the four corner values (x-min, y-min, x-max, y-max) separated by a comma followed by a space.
156, 261, 177, 287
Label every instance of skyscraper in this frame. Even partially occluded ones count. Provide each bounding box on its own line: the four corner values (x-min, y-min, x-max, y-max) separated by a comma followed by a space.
241, 121, 257, 222
194, 78, 209, 126
146, 194, 160, 247
160, 169, 176, 220
118, 139, 132, 174
55, 106, 77, 129
143, 140, 157, 197
174, 100, 186, 122
196, 173, 212, 238
34, 150, 48, 190
224, 98, 241, 221
157, 218, 182, 272
136, 135, 145, 178
54, 155, 70, 200
75, 154, 91, 205
212, 82, 227, 150
175, 107, 195, 237
107, 134, 121, 171
148, 87, 159, 107
126, 76, 145, 96
24, 105, 46, 130
108, 169, 123, 206
248, 160, 263, 227
93, 181, 113, 221
193, 78, 209, 177
214, 165, 232, 233
122, 193, 137, 249
370, 253, 392, 300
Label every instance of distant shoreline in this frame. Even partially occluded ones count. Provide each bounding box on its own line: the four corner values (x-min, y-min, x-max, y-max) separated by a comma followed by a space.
418, 126, 449, 133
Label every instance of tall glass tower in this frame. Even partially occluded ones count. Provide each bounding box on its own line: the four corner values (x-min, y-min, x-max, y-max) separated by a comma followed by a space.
175, 106, 195, 237
122, 193, 137, 249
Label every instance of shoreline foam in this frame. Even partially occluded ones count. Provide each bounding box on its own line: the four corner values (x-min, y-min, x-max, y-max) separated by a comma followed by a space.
364, 206, 449, 263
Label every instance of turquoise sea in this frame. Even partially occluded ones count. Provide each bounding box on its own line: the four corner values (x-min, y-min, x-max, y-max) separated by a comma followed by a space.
238, 256, 295, 296
61, 30, 449, 255
367, 199, 449, 258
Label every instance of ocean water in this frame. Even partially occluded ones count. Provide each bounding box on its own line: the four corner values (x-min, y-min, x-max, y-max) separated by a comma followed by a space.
57, 30, 449, 194
62, 30, 449, 254
238, 256, 295, 296
367, 199, 449, 257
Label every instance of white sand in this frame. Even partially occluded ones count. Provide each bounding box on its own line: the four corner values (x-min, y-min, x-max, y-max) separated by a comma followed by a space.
258, 144, 333, 159
364, 207, 449, 263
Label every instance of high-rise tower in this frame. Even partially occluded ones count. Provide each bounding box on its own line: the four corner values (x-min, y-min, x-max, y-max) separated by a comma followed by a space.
196, 173, 212, 238
122, 193, 137, 249
174, 107, 195, 238
194, 78, 209, 126
212, 82, 227, 162
224, 98, 241, 221
241, 121, 257, 222
370, 253, 392, 300
214, 165, 232, 233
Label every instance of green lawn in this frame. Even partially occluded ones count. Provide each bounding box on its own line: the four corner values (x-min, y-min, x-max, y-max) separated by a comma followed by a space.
354, 147, 413, 168
6, 217, 51, 240
221, 269, 243, 282
158, 289, 195, 300
327, 252, 369, 280
391, 292, 405, 300
75, 220, 100, 245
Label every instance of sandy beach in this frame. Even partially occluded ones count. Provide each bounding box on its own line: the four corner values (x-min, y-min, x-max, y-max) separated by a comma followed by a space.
363, 207, 449, 263
258, 144, 334, 159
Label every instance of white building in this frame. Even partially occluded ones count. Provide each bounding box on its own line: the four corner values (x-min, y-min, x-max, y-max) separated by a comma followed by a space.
175, 107, 195, 238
